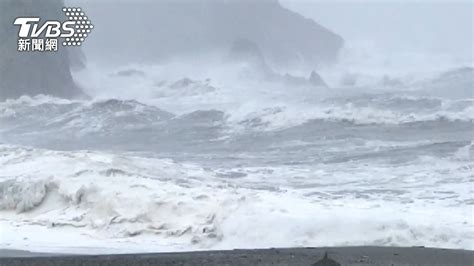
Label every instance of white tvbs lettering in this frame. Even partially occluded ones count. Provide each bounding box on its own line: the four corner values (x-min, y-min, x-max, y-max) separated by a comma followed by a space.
14, 18, 75, 38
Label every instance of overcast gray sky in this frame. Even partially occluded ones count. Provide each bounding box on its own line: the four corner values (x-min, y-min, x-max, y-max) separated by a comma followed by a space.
280, 0, 473, 60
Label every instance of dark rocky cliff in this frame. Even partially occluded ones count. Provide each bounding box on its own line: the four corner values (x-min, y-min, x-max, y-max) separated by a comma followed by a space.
82, 0, 343, 68
207, 0, 344, 67
0, 0, 84, 100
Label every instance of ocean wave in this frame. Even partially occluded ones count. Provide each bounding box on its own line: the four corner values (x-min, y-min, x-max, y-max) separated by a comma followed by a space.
0, 144, 472, 252
0, 95, 472, 154
0, 144, 233, 247
2, 95, 472, 130
230, 99, 473, 132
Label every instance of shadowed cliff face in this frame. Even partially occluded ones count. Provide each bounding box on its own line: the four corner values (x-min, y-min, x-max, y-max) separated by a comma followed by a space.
77, 0, 343, 68
0, 0, 342, 101
0, 0, 84, 100
207, 0, 344, 67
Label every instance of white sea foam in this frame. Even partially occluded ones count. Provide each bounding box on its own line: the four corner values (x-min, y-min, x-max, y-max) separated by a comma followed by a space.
1, 44, 473, 254
0, 144, 472, 253
1, 95, 472, 139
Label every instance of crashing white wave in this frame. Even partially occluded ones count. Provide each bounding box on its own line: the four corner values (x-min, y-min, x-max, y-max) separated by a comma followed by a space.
0, 58, 472, 253
1, 93, 472, 138
0, 144, 239, 251
2, 65, 473, 134
227, 99, 474, 132
0, 144, 472, 253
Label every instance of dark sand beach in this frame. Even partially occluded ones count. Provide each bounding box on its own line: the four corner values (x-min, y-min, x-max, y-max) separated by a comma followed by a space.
1, 246, 473, 266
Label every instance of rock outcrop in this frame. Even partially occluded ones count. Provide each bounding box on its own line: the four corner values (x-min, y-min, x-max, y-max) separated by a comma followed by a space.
227, 38, 275, 78
309, 71, 328, 87
82, 0, 343, 68
0, 0, 85, 100
227, 39, 328, 88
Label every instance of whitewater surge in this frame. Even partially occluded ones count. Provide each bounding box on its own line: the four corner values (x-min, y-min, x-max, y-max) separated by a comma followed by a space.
0, 142, 472, 253
0, 65, 473, 253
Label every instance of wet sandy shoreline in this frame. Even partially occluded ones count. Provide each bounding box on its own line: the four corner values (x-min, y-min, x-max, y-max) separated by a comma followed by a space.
1, 246, 473, 266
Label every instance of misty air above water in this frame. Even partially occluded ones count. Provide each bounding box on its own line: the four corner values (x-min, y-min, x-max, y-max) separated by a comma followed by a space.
0, 0, 473, 254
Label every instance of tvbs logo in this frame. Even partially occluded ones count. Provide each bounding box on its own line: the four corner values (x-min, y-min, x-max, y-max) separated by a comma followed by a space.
14, 7, 94, 52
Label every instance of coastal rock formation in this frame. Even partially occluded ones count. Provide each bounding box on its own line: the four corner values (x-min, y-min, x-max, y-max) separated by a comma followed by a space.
0, 0, 84, 100
82, 0, 343, 67
227, 38, 275, 78
309, 71, 328, 87
227, 39, 329, 88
